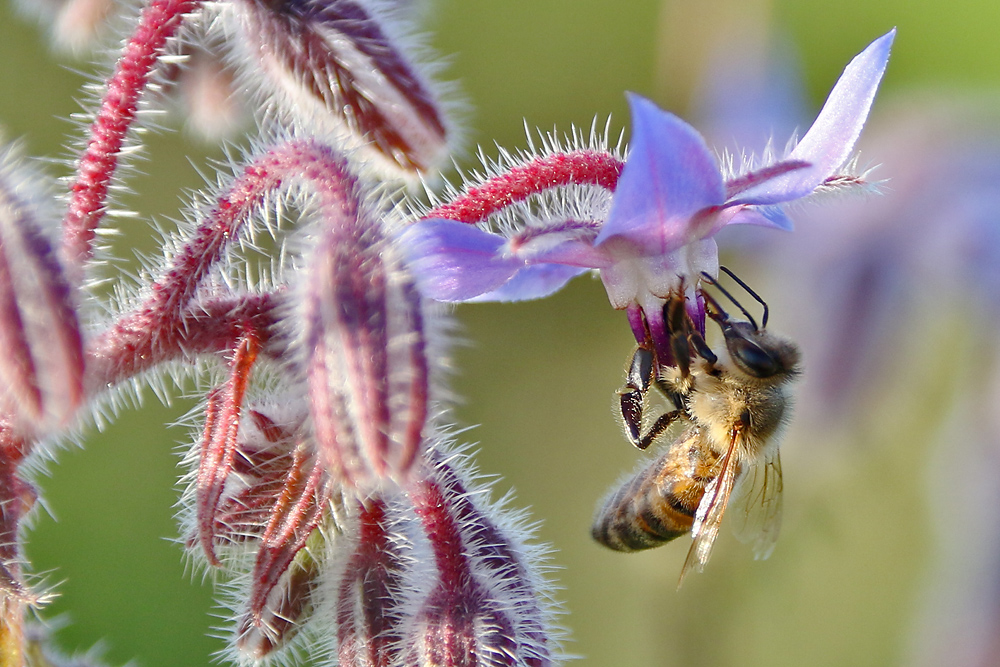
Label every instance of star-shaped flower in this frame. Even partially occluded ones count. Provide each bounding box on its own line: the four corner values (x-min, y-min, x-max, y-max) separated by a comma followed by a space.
400, 30, 893, 358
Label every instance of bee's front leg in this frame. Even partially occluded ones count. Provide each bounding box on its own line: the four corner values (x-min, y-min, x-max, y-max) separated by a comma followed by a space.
619, 347, 683, 450
619, 346, 653, 448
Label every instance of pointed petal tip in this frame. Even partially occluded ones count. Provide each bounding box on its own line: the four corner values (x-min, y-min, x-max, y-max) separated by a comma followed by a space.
600, 92, 723, 250
734, 29, 896, 209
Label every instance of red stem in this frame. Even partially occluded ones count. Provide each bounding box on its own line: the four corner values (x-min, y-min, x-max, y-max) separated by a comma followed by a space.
86, 291, 278, 389
92, 140, 353, 389
63, 0, 205, 270
425, 150, 624, 224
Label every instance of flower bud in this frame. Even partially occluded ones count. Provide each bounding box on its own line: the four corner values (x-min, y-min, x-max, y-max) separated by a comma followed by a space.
402, 452, 560, 667
228, 0, 452, 178
334, 496, 409, 667
302, 180, 431, 489
0, 148, 84, 435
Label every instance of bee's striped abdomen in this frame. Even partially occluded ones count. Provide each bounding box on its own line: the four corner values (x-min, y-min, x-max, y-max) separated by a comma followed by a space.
592, 436, 710, 552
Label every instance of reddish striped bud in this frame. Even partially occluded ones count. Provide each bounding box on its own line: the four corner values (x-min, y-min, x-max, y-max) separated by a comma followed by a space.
403, 451, 560, 667
301, 180, 431, 489
335, 496, 410, 667
228, 0, 452, 178
182, 398, 330, 660
0, 149, 84, 435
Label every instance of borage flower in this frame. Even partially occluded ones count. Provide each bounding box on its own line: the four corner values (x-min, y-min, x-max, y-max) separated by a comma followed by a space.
400, 30, 893, 360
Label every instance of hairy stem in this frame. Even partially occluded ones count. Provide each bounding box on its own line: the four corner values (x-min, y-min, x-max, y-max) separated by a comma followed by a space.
63, 0, 206, 271
425, 150, 623, 224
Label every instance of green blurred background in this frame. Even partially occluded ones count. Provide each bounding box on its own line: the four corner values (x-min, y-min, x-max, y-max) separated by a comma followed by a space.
1, 1, 998, 665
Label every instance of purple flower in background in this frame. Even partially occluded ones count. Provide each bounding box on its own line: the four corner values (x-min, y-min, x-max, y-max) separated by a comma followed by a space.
401, 30, 892, 360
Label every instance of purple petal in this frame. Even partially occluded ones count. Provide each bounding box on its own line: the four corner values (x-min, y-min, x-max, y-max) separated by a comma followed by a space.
470, 264, 588, 302
724, 159, 811, 204
734, 29, 895, 205
726, 205, 795, 231
512, 234, 612, 269
398, 219, 524, 301
596, 93, 725, 251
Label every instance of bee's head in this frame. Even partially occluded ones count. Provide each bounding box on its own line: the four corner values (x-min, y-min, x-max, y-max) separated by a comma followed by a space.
718, 319, 800, 380
699, 269, 800, 381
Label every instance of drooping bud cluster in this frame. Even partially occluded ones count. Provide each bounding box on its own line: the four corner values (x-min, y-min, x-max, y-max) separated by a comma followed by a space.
160, 135, 563, 666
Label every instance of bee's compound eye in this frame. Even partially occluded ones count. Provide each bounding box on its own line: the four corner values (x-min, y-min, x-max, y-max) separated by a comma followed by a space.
725, 333, 780, 378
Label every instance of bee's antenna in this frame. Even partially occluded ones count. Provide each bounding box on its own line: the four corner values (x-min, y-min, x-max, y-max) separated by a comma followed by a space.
718, 266, 769, 328
699, 271, 758, 331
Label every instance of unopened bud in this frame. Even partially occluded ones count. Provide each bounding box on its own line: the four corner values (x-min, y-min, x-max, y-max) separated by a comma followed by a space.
0, 148, 84, 435
335, 496, 408, 667
302, 178, 431, 489
228, 0, 451, 178
403, 452, 559, 667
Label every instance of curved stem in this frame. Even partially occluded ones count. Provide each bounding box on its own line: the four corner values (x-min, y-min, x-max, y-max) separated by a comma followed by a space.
425, 150, 623, 224
63, 0, 206, 271
86, 290, 279, 389
96, 139, 355, 389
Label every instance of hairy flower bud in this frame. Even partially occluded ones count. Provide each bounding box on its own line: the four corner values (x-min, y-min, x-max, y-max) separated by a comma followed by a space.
301, 180, 431, 489
402, 450, 560, 667
235, 523, 324, 660
0, 148, 84, 435
228, 0, 452, 178
194, 406, 308, 550
334, 495, 410, 667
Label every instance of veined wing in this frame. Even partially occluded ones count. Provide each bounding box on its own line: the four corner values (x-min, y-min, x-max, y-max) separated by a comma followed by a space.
730, 449, 783, 560
678, 427, 740, 586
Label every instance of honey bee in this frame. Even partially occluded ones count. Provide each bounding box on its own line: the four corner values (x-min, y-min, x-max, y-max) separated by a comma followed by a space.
592, 271, 800, 584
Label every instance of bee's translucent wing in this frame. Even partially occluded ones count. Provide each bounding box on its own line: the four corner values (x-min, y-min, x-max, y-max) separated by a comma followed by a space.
729, 449, 783, 560
679, 433, 739, 586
